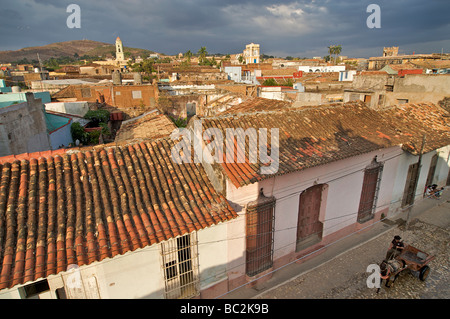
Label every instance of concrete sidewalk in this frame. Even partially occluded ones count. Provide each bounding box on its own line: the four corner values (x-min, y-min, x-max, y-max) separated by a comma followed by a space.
221, 188, 450, 299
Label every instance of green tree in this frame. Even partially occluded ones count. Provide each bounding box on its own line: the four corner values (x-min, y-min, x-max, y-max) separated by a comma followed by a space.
130, 59, 154, 79
70, 122, 88, 145
327, 45, 342, 64
88, 130, 101, 145
185, 50, 193, 62
84, 109, 110, 126
262, 78, 278, 86
197, 46, 208, 64
334, 45, 342, 63
169, 115, 187, 128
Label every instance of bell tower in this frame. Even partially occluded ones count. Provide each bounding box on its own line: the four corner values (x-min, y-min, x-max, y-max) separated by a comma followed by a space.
115, 36, 125, 61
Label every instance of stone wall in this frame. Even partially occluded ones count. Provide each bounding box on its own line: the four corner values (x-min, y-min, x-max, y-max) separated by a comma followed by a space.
0, 93, 51, 156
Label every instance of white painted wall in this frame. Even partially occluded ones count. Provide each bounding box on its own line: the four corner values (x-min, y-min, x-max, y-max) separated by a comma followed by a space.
225, 146, 402, 277
259, 87, 284, 101
435, 146, 450, 185
0, 244, 166, 299
45, 102, 89, 117
224, 66, 242, 83
339, 70, 357, 81
299, 65, 346, 73
91, 246, 165, 299
197, 222, 229, 290
389, 145, 450, 216
0, 222, 236, 299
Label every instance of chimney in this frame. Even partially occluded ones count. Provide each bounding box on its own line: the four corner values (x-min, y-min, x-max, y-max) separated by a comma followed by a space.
112, 70, 122, 85
133, 72, 142, 85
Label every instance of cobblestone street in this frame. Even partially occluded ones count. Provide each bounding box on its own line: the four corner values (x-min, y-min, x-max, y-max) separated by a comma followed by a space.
255, 200, 450, 299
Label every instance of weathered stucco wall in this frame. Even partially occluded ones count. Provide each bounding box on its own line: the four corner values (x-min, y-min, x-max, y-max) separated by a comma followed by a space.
225, 146, 402, 289
0, 93, 51, 157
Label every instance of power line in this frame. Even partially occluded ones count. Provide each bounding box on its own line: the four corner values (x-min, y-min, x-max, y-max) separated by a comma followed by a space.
0, 185, 435, 295
214, 190, 441, 299
0, 145, 443, 295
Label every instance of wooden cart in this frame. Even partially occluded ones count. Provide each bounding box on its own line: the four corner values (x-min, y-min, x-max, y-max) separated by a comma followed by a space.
378, 244, 434, 291
396, 244, 435, 281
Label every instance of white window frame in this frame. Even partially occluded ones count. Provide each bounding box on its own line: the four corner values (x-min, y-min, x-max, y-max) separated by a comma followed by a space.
132, 90, 142, 99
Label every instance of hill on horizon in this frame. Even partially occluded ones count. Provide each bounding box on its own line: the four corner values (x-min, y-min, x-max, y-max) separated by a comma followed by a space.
0, 39, 157, 63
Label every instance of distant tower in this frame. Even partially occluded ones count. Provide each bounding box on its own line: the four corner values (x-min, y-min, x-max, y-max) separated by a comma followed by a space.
383, 46, 399, 57
243, 43, 260, 64
116, 36, 125, 61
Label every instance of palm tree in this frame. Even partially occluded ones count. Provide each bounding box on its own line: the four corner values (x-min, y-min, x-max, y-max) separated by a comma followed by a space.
327, 45, 336, 64
327, 45, 342, 64
334, 45, 342, 64
197, 46, 208, 64
184, 50, 192, 62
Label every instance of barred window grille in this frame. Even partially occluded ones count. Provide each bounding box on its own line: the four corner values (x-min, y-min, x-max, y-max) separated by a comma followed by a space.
161, 232, 199, 299
246, 189, 276, 277
357, 160, 383, 222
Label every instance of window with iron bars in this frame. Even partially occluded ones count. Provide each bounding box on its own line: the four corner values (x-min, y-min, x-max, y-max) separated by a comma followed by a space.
161, 232, 200, 299
246, 189, 276, 277
357, 160, 384, 223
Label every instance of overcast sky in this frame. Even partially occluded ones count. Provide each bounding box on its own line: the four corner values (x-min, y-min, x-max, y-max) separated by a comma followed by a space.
1, 0, 449, 58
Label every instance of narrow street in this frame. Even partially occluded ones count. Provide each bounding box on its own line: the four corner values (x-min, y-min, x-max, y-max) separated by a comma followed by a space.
255, 199, 450, 299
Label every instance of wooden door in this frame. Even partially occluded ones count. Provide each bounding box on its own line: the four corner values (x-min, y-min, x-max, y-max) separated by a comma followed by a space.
425, 154, 438, 189
357, 166, 382, 222
402, 163, 419, 207
246, 199, 275, 277
296, 184, 324, 251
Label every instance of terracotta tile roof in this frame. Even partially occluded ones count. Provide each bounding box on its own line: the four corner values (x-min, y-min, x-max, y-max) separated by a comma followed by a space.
200, 102, 450, 188
221, 97, 292, 115
0, 139, 237, 290
385, 62, 418, 71
378, 102, 450, 154
261, 69, 298, 76
115, 110, 177, 142
410, 60, 450, 69
52, 85, 77, 99
359, 71, 388, 75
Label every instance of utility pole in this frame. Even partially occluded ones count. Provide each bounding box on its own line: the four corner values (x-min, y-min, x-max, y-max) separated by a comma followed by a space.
406, 134, 426, 228
37, 53, 44, 91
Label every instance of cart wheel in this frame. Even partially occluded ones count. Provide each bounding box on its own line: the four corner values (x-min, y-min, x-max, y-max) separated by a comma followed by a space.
419, 265, 430, 281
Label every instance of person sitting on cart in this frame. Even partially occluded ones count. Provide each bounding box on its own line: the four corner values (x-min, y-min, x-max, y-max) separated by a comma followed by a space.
385, 235, 404, 260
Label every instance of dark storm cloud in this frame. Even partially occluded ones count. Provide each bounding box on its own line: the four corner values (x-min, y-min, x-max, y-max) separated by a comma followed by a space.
0, 0, 449, 57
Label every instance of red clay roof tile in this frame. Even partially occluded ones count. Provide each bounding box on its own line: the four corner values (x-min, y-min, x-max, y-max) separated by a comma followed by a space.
0, 138, 237, 290
200, 101, 450, 188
